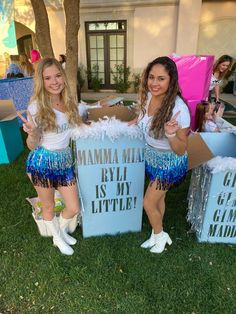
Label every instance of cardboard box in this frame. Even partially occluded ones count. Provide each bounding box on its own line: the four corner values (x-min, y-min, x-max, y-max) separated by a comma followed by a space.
75, 135, 145, 238
187, 118, 236, 244
0, 100, 24, 164
97, 95, 124, 107
73, 112, 145, 238
87, 105, 136, 122
187, 120, 236, 170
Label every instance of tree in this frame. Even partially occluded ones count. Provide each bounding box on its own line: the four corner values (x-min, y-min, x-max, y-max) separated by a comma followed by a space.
29, 0, 80, 100
64, 0, 80, 101
30, 0, 54, 58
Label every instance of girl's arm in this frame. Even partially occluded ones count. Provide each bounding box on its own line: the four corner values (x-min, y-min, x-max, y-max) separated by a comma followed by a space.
164, 111, 188, 155
26, 130, 41, 150
166, 127, 189, 156
17, 112, 41, 150
214, 85, 220, 102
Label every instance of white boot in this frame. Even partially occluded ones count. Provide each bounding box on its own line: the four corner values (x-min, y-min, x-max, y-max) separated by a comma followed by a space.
150, 231, 172, 254
44, 218, 74, 255
140, 229, 155, 248
67, 213, 79, 234
59, 214, 77, 246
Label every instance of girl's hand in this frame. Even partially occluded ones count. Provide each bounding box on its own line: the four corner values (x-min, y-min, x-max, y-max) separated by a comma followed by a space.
216, 104, 225, 118
164, 111, 181, 136
17, 111, 37, 135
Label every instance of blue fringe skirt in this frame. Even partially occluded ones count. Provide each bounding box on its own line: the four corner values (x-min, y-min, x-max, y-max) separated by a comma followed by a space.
145, 144, 188, 190
26, 146, 76, 188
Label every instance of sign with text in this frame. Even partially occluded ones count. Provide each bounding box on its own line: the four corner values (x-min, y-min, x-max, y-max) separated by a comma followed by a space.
198, 170, 236, 244
75, 135, 145, 237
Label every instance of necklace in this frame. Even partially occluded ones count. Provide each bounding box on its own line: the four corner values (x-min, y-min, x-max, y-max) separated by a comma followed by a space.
53, 102, 66, 113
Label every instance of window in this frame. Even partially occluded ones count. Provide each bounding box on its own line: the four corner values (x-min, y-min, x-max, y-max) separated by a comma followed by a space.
86, 21, 127, 89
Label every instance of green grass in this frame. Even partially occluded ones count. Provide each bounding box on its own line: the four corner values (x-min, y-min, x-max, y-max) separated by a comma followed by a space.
0, 126, 236, 314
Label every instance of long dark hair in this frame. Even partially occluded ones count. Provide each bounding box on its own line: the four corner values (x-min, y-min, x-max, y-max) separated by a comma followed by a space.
194, 101, 211, 132
139, 56, 184, 138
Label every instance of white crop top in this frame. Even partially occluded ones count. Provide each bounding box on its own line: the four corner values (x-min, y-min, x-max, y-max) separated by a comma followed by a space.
138, 96, 190, 150
203, 119, 218, 132
28, 101, 72, 150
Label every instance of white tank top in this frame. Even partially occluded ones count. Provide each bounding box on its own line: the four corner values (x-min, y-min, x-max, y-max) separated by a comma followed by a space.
28, 101, 72, 150
138, 96, 190, 150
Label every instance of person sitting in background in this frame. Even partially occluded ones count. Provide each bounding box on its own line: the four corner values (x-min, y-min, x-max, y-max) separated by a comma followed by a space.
19, 53, 34, 77
209, 55, 233, 102
194, 101, 224, 132
4, 55, 24, 79
30, 49, 41, 71
59, 54, 66, 69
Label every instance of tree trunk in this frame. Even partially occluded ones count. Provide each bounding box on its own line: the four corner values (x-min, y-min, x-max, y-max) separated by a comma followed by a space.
64, 0, 80, 101
30, 0, 54, 58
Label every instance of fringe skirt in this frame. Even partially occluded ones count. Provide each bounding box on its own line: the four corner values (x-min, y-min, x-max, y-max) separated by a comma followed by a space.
26, 146, 76, 188
144, 144, 188, 190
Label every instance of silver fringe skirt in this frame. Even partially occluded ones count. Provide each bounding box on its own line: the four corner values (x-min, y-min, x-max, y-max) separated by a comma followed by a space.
144, 144, 188, 190
26, 146, 76, 188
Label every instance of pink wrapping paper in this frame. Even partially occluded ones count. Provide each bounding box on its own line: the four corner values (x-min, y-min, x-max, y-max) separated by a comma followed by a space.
170, 55, 214, 100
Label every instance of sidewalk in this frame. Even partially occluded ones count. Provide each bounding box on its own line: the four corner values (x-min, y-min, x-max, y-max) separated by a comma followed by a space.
81, 91, 236, 108
81, 91, 137, 102
220, 93, 236, 108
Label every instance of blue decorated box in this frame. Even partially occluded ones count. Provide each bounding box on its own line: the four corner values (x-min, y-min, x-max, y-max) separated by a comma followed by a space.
0, 100, 24, 164
0, 77, 33, 112
73, 118, 145, 238
188, 163, 236, 244
187, 122, 236, 244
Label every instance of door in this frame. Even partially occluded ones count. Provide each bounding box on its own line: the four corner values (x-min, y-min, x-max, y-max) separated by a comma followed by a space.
86, 21, 126, 89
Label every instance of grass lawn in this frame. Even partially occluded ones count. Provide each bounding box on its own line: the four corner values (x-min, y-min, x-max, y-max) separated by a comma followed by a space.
0, 120, 235, 314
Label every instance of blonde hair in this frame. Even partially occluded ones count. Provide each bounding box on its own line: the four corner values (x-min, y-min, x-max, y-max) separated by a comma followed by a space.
30, 57, 81, 131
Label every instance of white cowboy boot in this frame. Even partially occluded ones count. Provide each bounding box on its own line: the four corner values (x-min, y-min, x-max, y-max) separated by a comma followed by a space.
44, 218, 74, 255
67, 213, 79, 234
150, 231, 172, 254
59, 214, 77, 246
140, 229, 155, 248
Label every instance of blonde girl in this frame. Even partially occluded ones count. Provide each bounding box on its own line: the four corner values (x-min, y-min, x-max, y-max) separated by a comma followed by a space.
18, 57, 81, 255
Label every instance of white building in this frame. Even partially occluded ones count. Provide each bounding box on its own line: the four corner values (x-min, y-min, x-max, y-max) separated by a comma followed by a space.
1, 0, 236, 90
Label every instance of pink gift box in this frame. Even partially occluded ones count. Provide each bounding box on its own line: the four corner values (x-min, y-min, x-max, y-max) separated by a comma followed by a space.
170, 55, 214, 100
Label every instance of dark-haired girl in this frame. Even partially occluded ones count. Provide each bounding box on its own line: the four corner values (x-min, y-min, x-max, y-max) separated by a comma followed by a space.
133, 56, 190, 253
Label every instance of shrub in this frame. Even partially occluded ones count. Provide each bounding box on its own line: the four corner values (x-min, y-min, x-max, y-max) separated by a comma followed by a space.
77, 64, 86, 90
132, 72, 141, 93
87, 64, 103, 92
111, 63, 131, 93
